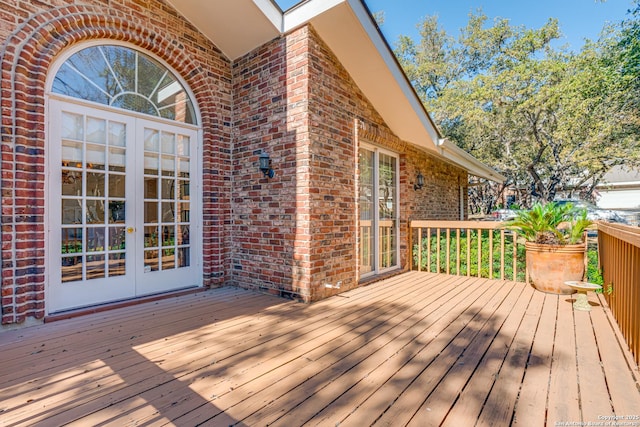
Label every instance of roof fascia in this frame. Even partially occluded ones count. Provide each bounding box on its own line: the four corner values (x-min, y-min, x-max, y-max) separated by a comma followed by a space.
253, 0, 284, 31
284, 0, 441, 150
439, 139, 506, 182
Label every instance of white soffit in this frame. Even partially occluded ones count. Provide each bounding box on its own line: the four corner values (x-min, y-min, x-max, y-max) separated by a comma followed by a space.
165, 0, 282, 60
285, 0, 441, 152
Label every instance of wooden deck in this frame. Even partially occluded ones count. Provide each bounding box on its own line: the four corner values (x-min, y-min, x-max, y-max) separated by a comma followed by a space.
1, 272, 639, 426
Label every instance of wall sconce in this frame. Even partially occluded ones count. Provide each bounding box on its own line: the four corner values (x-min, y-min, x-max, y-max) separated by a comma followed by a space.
414, 172, 424, 191
259, 150, 275, 178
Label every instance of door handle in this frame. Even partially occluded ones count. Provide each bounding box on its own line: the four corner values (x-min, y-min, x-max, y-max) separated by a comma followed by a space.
126, 227, 135, 234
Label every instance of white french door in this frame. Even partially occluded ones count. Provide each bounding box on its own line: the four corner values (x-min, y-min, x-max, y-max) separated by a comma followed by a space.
48, 100, 200, 313
358, 145, 399, 278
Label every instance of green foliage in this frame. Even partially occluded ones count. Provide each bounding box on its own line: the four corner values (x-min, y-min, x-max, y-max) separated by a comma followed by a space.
395, 8, 640, 211
586, 246, 604, 287
413, 229, 527, 282
505, 202, 592, 244
412, 228, 602, 286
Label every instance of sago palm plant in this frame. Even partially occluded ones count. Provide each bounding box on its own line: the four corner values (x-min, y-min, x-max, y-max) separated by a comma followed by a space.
505, 202, 592, 245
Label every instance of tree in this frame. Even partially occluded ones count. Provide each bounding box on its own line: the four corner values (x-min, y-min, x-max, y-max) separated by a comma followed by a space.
395, 9, 640, 212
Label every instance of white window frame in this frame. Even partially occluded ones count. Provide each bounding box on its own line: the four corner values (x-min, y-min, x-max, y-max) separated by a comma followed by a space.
358, 142, 400, 279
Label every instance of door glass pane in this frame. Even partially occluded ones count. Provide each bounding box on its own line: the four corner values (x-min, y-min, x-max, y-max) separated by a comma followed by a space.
161, 179, 175, 199
144, 250, 159, 272
161, 156, 175, 177
108, 200, 125, 223
86, 200, 105, 224
62, 112, 84, 140
109, 122, 126, 147
86, 117, 106, 144
86, 144, 106, 170
179, 158, 190, 178
144, 154, 159, 175
108, 253, 126, 277
86, 172, 105, 197
61, 228, 82, 254
161, 132, 175, 154
109, 175, 125, 198
177, 135, 190, 156
144, 226, 158, 248
358, 148, 374, 275
145, 177, 158, 199
61, 256, 83, 283
379, 153, 397, 269
178, 225, 190, 245
162, 248, 176, 270
161, 225, 175, 246
162, 202, 175, 222
62, 199, 82, 224
145, 202, 158, 223
86, 227, 106, 252
86, 254, 106, 279
144, 129, 159, 152
178, 247, 190, 268
109, 227, 126, 251
62, 170, 82, 196
109, 148, 126, 172
62, 141, 83, 167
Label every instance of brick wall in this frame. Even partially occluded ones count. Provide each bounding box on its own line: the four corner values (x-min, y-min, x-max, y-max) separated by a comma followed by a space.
0, 1, 469, 323
0, 0, 233, 324
305, 26, 468, 299
230, 30, 310, 300
183, 22, 467, 304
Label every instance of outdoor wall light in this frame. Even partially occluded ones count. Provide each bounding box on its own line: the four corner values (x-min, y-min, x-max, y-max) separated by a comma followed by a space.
414, 172, 425, 190
259, 151, 275, 178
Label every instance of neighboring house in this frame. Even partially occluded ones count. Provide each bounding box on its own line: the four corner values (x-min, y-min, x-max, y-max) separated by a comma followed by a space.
596, 165, 640, 225
0, 0, 504, 326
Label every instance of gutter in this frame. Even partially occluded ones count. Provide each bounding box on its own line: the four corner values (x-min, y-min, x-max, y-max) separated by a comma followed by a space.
438, 138, 507, 183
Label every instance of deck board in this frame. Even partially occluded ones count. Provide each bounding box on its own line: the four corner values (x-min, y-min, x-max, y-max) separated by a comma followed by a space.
1, 272, 639, 427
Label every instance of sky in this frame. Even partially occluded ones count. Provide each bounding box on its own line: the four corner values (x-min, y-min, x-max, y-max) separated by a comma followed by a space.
275, 0, 634, 51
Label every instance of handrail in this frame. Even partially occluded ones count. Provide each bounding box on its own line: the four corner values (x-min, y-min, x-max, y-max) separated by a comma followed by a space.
409, 220, 525, 282
597, 220, 640, 366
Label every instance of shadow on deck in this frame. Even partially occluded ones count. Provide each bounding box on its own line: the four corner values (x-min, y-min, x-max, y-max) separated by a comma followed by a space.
0, 272, 639, 426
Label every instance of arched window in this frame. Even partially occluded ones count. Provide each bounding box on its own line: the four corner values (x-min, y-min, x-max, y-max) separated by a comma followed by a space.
52, 45, 196, 125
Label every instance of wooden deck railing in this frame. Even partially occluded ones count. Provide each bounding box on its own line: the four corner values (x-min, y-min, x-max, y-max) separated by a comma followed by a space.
408, 220, 526, 282
597, 221, 640, 366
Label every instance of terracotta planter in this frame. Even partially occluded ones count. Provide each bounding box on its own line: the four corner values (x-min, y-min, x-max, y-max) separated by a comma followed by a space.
525, 242, 586, 295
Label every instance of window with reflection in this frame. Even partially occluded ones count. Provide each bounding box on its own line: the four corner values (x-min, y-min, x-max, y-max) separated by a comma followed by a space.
53, 45, 196, 125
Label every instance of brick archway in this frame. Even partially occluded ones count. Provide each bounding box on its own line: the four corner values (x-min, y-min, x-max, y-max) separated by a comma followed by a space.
0, 4, 228, 324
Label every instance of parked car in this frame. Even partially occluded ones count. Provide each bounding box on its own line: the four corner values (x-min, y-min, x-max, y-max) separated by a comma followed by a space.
554, 199, 629, 224
489, 208, 518, 221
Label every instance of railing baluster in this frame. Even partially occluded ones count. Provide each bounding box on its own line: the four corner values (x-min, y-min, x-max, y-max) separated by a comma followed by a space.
512, 231, 518, 281
456, 228, 461, 275
467, 228, 471, 277
417, 227, 422, 272
437, 228, 441, 273
446, 228, 451, 275
477, 228, 482, 278
500, 229, 505, 281
489, 229, 494, 280
427, 227, 431, 273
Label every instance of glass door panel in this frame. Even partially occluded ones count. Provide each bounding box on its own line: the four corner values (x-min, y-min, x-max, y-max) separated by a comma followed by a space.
60, 111, 128, 284
50, 101, 136, 312
359, 149, 374, 275
378, 153, 397, 269
358, 146, 399, 277
49, 101, 200, 313
135, 119, 196, 295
